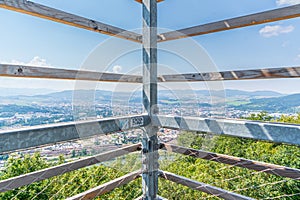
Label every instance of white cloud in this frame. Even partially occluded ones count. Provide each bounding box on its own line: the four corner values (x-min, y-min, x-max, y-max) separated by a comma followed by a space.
112, 65, 122, 73
259, 25, 294, 37
276, 0, 300, 5
3, 56, 52, 67
0, 56, 75, 90
27, 56, 50, 67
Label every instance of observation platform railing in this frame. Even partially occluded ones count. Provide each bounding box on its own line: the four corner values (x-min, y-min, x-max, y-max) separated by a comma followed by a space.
1, 1, 300, 199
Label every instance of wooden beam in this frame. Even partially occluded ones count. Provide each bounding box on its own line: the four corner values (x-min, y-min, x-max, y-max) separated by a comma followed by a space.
158, 4, 300, 42
159, 171, 254, 200
0, 114, 149, 153
66, 170, 142, 200
0, 64, 142, 83
0, 144, 141, 193
0, 0, 142, 43
161, 143, 300, 180
152, 115, 300, 146
2, 64, 300, 83
158, 66, 300, 82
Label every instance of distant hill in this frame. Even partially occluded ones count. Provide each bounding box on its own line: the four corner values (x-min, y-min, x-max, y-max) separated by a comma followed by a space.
0, 88, 57, 97
0, 88, 284, 98
159, 89, 283, 99
0, 89, 142, 104
0, 89, 284, 100
1, 88, 294, 113
234, 93, 300, 112
223, 89, 283, 98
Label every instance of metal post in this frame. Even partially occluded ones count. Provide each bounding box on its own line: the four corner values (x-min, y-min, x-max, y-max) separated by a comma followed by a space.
142, 0, 159, 199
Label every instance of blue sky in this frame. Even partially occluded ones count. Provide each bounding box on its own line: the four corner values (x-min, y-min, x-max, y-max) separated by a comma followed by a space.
1, 0, 300, 93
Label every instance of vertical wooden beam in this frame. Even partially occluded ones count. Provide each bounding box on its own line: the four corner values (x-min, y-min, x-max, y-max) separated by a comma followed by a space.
142, 0, 159, 199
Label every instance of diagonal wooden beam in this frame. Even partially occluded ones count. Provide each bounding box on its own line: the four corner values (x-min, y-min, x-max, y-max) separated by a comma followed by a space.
0, 64, 143, 83
161, 143, 300, 180
158, 66, 300, 82
0, 144, 141, 193
66, 170, 142, 200
158, 4, 300, 42
159, 171, 254, 200
0, 0, 142, 43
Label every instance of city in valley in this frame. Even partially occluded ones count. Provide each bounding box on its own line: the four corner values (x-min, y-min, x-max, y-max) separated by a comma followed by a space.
1, 89, 300, 167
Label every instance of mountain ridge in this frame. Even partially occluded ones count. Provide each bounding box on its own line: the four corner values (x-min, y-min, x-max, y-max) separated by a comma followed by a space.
0, 88, 284, 98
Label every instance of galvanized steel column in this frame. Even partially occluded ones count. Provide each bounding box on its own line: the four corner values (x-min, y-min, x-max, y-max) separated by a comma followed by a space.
142, 0, 159, 199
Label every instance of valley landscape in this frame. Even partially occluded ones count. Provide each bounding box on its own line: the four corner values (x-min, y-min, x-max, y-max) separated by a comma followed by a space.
0, 88, 297, 130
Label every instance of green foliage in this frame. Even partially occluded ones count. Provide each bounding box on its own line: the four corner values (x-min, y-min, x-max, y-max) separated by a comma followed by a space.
247, 111, 273, 121
0, 152, 49, 180
177, 131, 204, 149
247, 111, 300, 124
1, 111, 300, 199
158, 112, 300, 199
71, 150, 76, 158
0, 152, 51, 200
277, 113, 300, 124
0, 152, 141, 200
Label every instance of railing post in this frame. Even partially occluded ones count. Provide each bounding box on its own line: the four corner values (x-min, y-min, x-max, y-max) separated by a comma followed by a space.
142, 0, 159, 199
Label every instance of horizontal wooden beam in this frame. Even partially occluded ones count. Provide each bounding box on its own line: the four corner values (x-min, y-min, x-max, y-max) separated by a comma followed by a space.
0, 64, 142, 83
0, 114, 149, 153
66, 170, 142, 200
0, 0, 142, 43
2, 64, 300, 83
158, 66, 300, 82
152, 115, 300, 146
158, 4, 300, 42
161, 143, 300, 180
159, 171, 253, 200
0, 144, 141, 193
